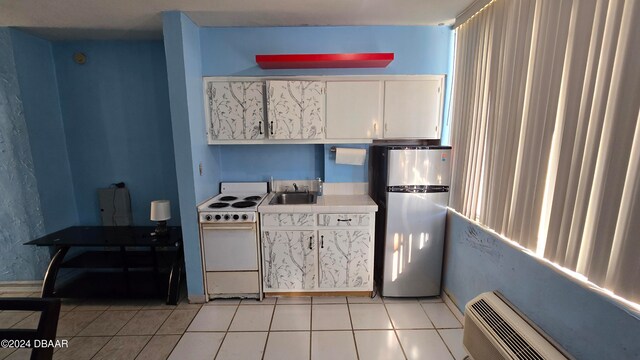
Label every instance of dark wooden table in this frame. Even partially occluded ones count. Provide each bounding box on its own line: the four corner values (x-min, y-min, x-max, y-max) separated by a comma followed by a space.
25, 226, 184, 305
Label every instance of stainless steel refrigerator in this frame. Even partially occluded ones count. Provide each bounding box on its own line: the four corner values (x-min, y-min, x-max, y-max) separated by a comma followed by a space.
370, 146, 452, 297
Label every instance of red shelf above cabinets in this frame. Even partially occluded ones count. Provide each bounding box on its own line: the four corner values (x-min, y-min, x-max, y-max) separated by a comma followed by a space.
255, 53, 394, 69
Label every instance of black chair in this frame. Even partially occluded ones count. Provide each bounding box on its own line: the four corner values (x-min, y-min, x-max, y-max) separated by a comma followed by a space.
0, 297, 61, 360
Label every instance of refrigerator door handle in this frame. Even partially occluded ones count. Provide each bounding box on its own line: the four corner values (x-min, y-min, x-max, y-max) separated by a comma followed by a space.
386, 185, 450, 193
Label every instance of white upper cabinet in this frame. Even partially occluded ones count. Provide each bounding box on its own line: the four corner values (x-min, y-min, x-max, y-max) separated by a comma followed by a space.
325, 81, 382, 140
267, 80, 325, 140
204, 80, 266, 141
383, 79, 444, 139
203, 76, 445, 143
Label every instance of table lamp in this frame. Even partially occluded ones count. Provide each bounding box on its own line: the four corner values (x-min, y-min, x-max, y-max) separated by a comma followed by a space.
150, 200, 171, 235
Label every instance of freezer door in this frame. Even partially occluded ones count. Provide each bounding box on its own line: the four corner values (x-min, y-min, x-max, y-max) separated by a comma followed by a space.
387, 149, 451, 187
382, 191, 449, 297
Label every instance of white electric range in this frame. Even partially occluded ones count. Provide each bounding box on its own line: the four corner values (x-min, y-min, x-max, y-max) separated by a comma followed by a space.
197, 182, 268, 300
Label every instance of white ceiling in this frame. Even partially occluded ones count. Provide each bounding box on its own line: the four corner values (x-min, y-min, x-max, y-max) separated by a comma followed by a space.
0, 0, 473, 40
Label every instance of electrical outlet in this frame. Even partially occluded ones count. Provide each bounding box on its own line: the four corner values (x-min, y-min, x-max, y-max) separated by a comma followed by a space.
199, 162, 203, 176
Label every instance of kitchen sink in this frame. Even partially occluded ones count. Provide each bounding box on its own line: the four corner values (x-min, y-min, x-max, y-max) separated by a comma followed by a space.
269, 192, 317, 205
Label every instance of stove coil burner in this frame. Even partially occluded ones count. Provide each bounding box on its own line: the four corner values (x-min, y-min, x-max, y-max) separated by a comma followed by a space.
244, 196, 262, 201
208, 202, 229, 208
219, 196, 238, 201
232, 201, 257, 208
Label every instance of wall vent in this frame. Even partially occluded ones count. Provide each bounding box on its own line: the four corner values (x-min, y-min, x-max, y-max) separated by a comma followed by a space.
463, 292, 571, 360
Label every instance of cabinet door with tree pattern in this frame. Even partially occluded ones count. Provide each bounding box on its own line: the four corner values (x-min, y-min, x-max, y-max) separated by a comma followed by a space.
318, 230, 371, 289
262, 230, 316, 291
267, 80, 325, 140
205, 81, 265, 141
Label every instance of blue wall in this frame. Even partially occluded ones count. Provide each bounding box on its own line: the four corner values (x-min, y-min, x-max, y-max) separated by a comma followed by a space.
199, 26, 452, 76
52, 40, 180, 226
10, 29, 78, 233
218, 143, 371, 184
219, 145, 323, 182
199, 25, 453, 183
163, 12, 223, 298
323, 144, 369, 183
0, 28, 50, 281
443, 210, 640, 360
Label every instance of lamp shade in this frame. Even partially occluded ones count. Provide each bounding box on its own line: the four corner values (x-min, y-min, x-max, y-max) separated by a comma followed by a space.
150, 200, 171, 221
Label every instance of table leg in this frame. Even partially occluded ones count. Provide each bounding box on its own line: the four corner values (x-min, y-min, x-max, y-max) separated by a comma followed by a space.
151, 247, 160, 295
167, 246, 184, 305
41, 246, 70, 298
120, 246, 131, 296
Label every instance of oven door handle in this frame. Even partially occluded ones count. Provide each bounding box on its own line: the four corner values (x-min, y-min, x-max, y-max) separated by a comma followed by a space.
201, 225, 256, 231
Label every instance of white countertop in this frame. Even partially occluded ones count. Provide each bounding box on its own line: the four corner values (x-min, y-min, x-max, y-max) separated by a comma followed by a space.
258, 193, 378, 213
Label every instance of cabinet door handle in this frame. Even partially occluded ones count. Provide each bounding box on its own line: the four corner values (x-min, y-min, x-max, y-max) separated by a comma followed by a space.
337, 219, 352, 222
320, 235, 324, 248
270, 121, 274, 135
309, 236, 313, 249
259, 121, 263, 134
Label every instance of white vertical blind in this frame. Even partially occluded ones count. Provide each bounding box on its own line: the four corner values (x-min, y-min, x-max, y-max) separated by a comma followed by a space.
451, 0, 640, 304
539, 0, 601, 267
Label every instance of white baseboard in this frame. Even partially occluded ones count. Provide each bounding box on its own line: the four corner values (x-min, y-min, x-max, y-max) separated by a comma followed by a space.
0, 280, 43, 293
188, 294, 207, 304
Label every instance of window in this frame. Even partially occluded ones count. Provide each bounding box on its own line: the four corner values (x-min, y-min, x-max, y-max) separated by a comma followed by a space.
450, 0, 640, 305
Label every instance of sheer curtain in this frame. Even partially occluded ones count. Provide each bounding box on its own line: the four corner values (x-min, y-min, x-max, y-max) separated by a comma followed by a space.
450, 0, 640, 304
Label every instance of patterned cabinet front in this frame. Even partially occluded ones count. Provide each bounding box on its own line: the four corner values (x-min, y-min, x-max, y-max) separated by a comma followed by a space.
318, 214, 371, 227
262, 213, 315, 227
205, 80, 266, 141
262, 230, 316, 291
318, 230, 371, 289
267, 80, 325, 140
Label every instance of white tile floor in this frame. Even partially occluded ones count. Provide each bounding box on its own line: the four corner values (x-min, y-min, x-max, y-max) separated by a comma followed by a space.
169, 295, 467, 360
0, 293, 469, 360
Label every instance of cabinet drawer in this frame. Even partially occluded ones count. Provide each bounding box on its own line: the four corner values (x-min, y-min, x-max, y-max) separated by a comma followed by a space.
206, 272, 259, 295
262, 213, 315, 227
318, 214, 371, 227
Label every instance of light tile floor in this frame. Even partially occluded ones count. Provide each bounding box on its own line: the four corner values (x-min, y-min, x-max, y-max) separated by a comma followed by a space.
0, 292, 469, 360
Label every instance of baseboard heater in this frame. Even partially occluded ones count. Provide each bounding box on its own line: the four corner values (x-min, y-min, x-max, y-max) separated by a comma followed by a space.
463, 292, 572, 360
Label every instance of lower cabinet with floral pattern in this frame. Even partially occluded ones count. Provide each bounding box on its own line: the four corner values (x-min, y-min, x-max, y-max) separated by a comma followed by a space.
261, 212, 375, 293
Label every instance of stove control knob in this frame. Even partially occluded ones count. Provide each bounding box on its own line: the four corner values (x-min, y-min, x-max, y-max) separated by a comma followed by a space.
224, 214, 230, 220
205, 214, 212, 221
233, 214, 239, 220
214, 215, 221, 220
242, 214, 249, 220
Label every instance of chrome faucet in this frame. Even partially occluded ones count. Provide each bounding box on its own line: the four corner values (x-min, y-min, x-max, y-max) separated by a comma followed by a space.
293, 183, 299, 192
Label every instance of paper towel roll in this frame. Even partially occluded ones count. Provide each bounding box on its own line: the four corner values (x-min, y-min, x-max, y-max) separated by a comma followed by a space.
335, 147, 367, 166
